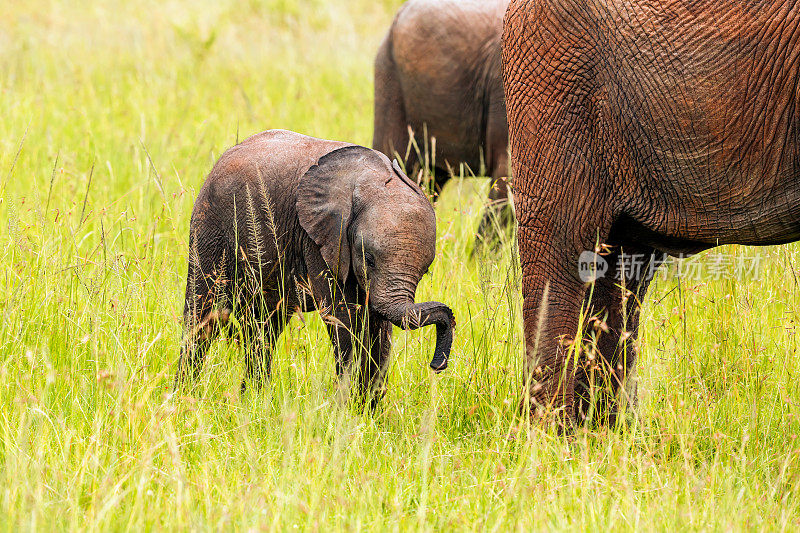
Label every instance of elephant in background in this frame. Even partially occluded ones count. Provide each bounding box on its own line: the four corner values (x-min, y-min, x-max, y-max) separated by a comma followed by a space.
374, 0, 513, 247
175, 129, 454, 406
503, 0, 800, 426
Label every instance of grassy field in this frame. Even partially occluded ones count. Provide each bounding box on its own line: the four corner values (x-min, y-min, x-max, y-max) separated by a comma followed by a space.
3, 0, 800, 530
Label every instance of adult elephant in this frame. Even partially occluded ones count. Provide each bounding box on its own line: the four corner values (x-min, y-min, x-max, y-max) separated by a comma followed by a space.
503, 0, 800, 426
374, 0, 513, 245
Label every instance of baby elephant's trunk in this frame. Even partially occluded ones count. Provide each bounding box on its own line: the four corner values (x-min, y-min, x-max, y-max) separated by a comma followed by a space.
384, 301, 455, 371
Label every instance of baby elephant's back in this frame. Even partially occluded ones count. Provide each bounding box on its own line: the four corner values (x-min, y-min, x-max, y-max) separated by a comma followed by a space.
190, 129, 350, 273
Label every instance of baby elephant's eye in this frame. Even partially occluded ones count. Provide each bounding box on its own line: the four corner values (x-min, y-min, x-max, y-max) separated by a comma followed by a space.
365, 252, 376, 269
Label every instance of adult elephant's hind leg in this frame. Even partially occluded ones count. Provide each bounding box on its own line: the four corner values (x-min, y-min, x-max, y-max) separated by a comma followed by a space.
509, 96, 612, 427
373, 35, 410, 165
518, 234, 590, 426
510, 102, 611, 426
474, 112, 514, 251
474, 166, 514, 252
575, 246, 664, 426
503, 0, 629, 426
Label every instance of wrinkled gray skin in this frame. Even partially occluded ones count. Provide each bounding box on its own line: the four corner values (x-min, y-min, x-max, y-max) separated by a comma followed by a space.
374, 0, 513, 246
503, 0, 800, 427
175, 130, 455, 406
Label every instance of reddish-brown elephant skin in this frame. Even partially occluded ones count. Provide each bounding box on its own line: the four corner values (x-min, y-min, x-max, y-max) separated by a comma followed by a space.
503, 0, 800, 426
374, 0, 513, 243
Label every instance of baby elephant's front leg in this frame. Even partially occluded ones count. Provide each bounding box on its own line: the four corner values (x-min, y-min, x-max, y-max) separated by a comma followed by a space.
322, 303, 360, 379
321, 301, 385, 407
358, 316, 392, 409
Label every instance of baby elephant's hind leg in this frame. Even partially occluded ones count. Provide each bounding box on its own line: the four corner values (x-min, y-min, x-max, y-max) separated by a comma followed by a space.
175, 307, 231, 390
240, 310, 286, 394
175, 239, 233, 391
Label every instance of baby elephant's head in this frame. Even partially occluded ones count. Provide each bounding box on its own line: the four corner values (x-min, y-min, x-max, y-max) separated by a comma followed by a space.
298, 146, 454, 371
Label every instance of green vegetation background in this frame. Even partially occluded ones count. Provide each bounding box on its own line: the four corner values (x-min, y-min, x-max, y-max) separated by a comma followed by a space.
2, 0, 800, 529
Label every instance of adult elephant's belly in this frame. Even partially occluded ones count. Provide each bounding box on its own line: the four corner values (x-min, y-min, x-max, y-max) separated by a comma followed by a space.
610, 91, 800, 252
402, 99, 485, 175
614, 165, 800, 254
598, 5, 800, 253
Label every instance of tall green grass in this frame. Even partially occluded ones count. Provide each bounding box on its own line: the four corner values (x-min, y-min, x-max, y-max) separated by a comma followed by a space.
2, 0, 800, 529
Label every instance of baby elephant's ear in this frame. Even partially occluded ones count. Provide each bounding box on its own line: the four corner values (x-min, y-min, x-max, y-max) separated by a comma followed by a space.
297, 146, 379, 283
392, 158, 427, 199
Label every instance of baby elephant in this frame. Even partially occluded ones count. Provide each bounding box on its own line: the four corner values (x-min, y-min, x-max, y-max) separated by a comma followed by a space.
175, 129, 455, 405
